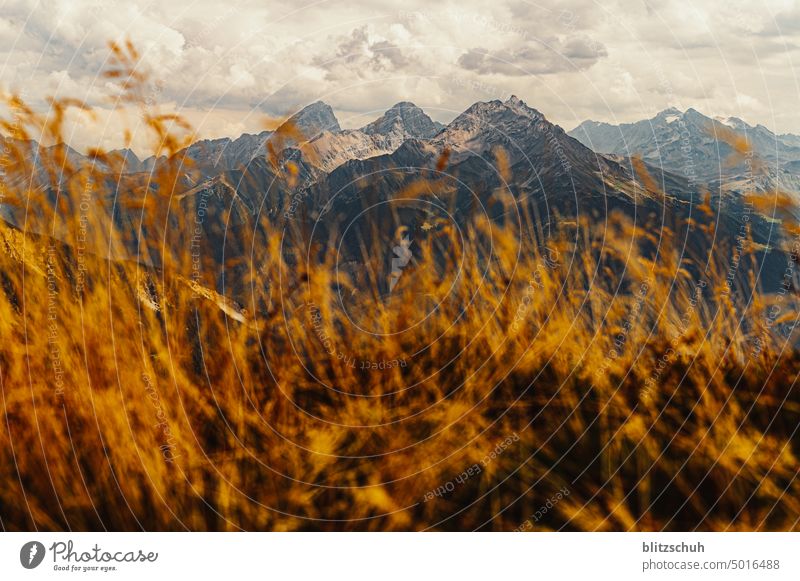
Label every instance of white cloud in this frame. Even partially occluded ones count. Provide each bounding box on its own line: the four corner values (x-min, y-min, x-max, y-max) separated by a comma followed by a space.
0, 0, 798, 153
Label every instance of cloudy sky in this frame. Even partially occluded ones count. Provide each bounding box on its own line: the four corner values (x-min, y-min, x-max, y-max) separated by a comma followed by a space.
2, 0, 799, 153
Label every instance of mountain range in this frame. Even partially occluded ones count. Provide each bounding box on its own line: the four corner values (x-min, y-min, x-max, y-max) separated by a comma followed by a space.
78, 100, 800, 198
569, 107, 800, 194
1, 97, 795, 308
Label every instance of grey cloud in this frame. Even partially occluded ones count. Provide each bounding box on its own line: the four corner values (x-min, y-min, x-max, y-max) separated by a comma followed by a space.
3, 0, 800, 143
314, 26, 412, 77
369, 40, 410, 69
562, 36, 609, 59
506, 0, 606, 33
458, 36, 606, 76
755, 6, 800, 37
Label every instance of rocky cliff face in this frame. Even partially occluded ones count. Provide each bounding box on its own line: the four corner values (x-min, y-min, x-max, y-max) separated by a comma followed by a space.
360, 101, 443, 139
569, 108, 800, 194
299, 102, 443, 172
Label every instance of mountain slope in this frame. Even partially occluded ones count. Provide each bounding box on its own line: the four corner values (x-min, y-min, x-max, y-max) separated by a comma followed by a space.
569, 108, 800, 194
2, 97, 792, 303
295, 101, 444, 172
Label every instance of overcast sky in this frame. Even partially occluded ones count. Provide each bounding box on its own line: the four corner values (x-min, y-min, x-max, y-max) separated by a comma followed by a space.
2, 0, 799, 153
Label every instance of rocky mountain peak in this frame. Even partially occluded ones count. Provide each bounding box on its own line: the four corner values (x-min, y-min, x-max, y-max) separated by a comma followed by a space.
436, 95, 550, 145
683, 107, 707, 120
504, 94, 543, 119
360, 102, 443, 139
725, 116, 752, 131
658, 106, 683, 116
287, 101, 341, 138
568, 106, 800, 192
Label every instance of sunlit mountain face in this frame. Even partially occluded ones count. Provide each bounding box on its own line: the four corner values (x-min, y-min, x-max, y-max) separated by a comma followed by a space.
2, 95, 792, 306
569, 107, 800, 196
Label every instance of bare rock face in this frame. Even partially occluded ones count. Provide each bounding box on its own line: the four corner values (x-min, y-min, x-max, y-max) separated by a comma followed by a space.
360, 101, 443, 139
287, 100, 342, 136
299, 102, 442, 172
569, 108, 800, 194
